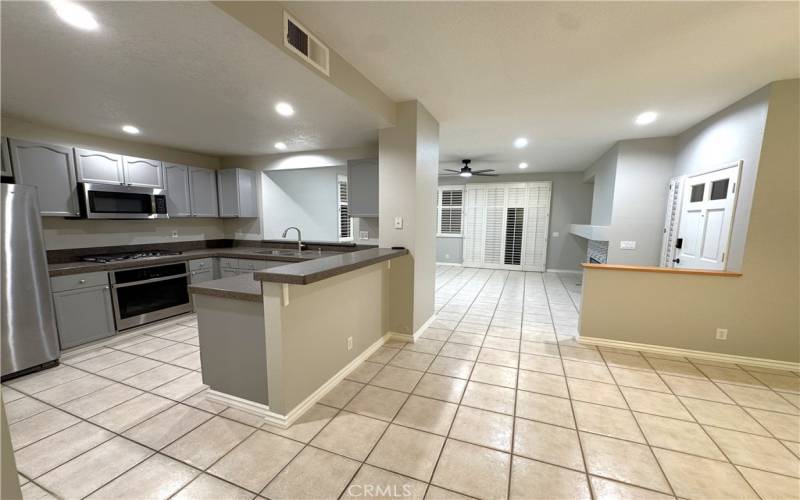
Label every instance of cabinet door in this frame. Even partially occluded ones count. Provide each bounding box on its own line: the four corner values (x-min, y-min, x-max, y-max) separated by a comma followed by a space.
220, 268, 240, 278
164, 163, 191, 217
217, 169, 239, 217
123, 156, 163, 188
189, 167, 219, 217
10, 139, 80, 216
53, 285, 116, 349
1, 138, 12, 177
75, 148, 124, 185
238, 169, 258, 217
347, 159, 379, 217
190, 269, 214, 284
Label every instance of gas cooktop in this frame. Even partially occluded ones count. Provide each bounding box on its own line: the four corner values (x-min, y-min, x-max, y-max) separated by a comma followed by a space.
80, 250, 182, 263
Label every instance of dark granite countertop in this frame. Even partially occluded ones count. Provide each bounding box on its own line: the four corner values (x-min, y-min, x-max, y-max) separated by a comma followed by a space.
188, 273, 263, 302
48, 248, 341, 277
253, 248, 409, 285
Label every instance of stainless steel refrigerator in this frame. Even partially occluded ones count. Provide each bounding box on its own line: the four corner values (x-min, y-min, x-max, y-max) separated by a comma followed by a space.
1, 183, 60, 378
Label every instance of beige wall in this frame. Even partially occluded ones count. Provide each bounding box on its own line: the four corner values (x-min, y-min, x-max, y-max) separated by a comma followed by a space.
580, 80, 799, 363
1, 400, 21, 500
2, 115, 227, 249
262, 261, 389, 414
379, 101, 439, 334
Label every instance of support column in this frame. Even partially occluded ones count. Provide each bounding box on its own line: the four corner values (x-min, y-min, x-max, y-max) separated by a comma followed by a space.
379, 101, 439, 336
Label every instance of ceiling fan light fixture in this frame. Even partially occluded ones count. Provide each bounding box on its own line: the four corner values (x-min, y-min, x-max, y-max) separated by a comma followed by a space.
459, 171, 472, 178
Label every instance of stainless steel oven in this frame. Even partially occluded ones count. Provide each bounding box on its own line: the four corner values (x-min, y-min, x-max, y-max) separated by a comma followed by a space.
110, 262, 192, 330
80, 183, 169, 219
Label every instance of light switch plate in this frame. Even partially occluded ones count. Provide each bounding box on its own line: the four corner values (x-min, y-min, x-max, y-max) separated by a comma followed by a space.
552, 232, 560, 237
394, 216, 403, 229
359, 231, 369, 240
620, 240, 637, 250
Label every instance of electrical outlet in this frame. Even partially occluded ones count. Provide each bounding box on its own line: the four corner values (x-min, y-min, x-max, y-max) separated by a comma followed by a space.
394, 216, 403, 229
171, 230, 179, 239
347, 336, 353, 351
715, 328, 728, 340
359, 231, 369, 240
620, 240, 637, 250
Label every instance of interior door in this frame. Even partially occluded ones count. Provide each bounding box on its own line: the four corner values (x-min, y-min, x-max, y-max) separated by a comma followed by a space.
675, 162, 741, 270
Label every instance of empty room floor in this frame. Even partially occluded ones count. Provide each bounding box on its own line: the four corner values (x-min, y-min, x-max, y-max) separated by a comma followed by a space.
4, 268, 800, 499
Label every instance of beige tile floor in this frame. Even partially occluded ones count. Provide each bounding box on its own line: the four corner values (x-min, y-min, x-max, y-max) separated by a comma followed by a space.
4, 267, 800, 499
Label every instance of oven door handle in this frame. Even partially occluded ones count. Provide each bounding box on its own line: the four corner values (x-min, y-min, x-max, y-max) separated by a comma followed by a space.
112, 273, 189, 288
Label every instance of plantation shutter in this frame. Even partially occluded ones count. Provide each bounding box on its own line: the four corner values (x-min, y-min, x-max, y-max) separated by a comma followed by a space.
522, 182, 551, 271
462, 186, 486, 267
438, 188, 463, 236
338, 175, 352, 240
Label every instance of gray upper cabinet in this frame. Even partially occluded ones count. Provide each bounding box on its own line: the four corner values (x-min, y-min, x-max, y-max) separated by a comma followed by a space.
217, 168, 257, 218
123, 156, 163, 188
10, 139, 80, 216
75, 148, 124, 185
164, 163, 191, 217
347, 159, 378, 217
1, 138, 12, 178
189, 167, 218, 217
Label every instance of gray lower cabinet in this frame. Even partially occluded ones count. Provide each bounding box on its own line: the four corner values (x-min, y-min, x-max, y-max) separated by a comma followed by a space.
189, 258, 216, 283
1, 137, 12, 178
220, 269, 240, 278
164, 163, 191, 217
189, 167, 219, 217
75, 148, 125, 185
217, 168, 257, 218
10, 139, 81, 216
52, 283, 116, 349
123, 156, 163, 188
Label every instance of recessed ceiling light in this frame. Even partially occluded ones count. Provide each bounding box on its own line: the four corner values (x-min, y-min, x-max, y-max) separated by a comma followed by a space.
635, 111, 658, 125
513, 137, 528, 148
50, 0, 99, 31
274, 142, 287, 150
121, 125, 140, 135
518, 162, 528, 169
275, 102, 295, 117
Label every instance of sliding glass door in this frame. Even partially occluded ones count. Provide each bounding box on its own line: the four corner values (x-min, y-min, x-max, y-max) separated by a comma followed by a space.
462, 182, 552, 271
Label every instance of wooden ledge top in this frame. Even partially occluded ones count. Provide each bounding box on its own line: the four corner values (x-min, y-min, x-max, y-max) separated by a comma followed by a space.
581, 263, 742, 277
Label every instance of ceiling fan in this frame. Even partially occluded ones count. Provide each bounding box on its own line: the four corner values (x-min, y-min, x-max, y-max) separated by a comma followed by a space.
443, 159, 497, 178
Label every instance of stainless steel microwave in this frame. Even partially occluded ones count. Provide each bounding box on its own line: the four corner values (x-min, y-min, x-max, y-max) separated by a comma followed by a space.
79, 183, 169, 219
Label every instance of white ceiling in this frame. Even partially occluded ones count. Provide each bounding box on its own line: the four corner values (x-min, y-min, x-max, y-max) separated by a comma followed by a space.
1, 1, 384, 156
289, 1, 799, 174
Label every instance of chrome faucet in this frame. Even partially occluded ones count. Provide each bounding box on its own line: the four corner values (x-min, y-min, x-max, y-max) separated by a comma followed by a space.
282, 226, 303, 252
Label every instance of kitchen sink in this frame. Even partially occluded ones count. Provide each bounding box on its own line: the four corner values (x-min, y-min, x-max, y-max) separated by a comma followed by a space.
256, 249, 306, 257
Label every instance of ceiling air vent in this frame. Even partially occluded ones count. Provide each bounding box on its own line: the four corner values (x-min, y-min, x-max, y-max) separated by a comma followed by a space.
284, 12, 330, 76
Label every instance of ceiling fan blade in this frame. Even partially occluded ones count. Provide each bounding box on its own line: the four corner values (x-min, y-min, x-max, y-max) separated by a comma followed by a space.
443, 169, 461, 173
474, 172, 498, 176
471, 169, 495, 173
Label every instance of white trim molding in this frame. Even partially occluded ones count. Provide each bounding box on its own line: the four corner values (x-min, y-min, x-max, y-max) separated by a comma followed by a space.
208, 332, 392, 429
546, 268, 583, 274
579, 336, 800, 372
389, 314, 437, 343
435, 262, 463, 267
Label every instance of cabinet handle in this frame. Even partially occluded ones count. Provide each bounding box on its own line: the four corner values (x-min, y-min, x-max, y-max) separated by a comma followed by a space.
104, 286, 109, 290
79, 279, 86, 284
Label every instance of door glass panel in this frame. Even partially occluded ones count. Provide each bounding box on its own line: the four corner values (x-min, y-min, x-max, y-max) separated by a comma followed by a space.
710, 179, 729, 200
690, 184, 705, 202
115, 277, 189, 319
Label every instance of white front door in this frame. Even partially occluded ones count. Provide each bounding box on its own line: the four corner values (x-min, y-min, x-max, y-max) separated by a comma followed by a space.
675, 162, 741, 270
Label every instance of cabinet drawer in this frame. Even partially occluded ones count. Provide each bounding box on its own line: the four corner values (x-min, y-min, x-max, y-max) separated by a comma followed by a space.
189, 258, 213, 271
51, 271, 109, 293
237, 259, 268, 271
190, 269, 214, 284
219, 258, 239, 270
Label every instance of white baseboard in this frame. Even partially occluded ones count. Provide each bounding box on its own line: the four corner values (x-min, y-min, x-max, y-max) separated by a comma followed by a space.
546, 268, 583, 274
579, 336, 800, 372
208, 332, 392, 429
436, 262, 463, 267
389, 314, 437, 343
